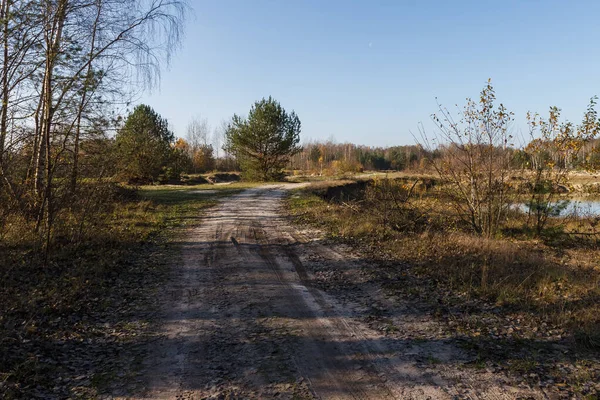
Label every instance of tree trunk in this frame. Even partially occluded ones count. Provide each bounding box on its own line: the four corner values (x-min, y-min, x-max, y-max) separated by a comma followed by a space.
35, 0, 68, 245
70, 0, 101, 194
0, 0, 9, 166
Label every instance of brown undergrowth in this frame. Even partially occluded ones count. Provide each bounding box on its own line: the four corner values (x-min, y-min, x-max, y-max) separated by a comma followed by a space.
289, 179, 600, 346
288, 178, 600, 396
0, 183, 241, 399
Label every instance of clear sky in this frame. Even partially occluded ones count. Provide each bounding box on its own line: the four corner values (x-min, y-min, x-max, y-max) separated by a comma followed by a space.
140, 0, 600, 147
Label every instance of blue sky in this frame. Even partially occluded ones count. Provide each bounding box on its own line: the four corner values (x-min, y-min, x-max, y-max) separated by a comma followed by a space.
140, 0, 600, 147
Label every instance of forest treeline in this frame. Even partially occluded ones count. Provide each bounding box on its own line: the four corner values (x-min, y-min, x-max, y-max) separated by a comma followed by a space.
174, 126, 600, 177
287, 134, 600, 175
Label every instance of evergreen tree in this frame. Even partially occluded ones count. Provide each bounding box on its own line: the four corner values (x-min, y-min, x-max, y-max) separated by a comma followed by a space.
225, 97, 301, 180
115, 105, 174, 183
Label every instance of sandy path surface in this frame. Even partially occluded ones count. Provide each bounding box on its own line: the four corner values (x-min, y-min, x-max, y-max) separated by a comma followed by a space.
129, 184, 550, 399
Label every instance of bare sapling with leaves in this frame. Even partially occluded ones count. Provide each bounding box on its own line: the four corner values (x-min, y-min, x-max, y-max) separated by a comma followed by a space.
524, 98, 600, 235
420, 80, 515, 238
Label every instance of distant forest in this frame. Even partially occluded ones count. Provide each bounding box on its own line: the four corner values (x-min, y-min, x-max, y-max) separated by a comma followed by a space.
284, 137, 600, 175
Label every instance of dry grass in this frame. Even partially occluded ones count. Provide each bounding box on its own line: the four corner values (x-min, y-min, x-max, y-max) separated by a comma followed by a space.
0, 182, 255, 398
568, 171, 600, 186
288, 179, 600, 348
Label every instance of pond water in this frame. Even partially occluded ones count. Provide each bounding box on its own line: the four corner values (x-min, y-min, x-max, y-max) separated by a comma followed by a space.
519, 199, 600, 217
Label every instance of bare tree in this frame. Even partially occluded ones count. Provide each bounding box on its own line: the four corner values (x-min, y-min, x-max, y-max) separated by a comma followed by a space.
186, 115, 210, 148
212, 125, 221, 159
185, 116, 213, 172
420, 80, 514, 238
524, 99, 600, 235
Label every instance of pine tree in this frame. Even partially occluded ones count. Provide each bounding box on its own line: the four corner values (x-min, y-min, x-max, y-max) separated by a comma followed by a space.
115, 104, 174, 183
225, 97, 301, 181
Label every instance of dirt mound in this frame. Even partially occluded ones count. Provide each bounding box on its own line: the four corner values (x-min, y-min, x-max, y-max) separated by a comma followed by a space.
315, 177, 437, 203
181, 175, 210, 185
206, 172, 241, 184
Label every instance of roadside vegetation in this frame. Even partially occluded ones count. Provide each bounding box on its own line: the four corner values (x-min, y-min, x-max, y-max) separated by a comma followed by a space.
289, 177, 600, 342
0, 183, 254, 398
289, 175, 600, 395
286, 83, 600, 396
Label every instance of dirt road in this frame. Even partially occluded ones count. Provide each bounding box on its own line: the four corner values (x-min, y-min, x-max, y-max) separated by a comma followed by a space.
132, 184, 550, 399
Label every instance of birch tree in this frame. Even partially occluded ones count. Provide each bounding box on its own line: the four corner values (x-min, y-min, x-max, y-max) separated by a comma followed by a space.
0, 0, 188, 254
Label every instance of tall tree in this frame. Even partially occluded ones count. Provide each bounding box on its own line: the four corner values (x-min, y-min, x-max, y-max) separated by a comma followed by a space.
225, 96, 301, 181
115, 104, 174, 183
0, 0, 186, 253
185, 116, 214, 172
